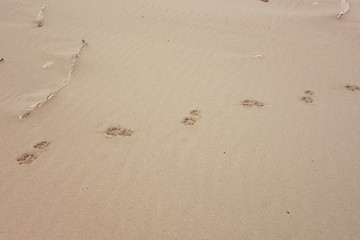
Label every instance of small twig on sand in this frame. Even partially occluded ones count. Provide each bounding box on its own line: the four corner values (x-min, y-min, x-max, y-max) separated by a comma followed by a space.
0, 58, 4, 63
37, 4, 47, 27
337, 0, 350, 19
19, 39, 88, 119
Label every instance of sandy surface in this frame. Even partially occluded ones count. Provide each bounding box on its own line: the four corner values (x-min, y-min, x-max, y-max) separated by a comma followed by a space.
1, 0, 360, 239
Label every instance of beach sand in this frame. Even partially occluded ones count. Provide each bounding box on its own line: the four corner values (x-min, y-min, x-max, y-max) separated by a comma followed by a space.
0, 0, 359, 239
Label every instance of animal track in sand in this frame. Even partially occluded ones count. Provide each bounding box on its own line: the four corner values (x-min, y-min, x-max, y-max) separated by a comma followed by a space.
189, 109, 201, 116
182, 109, 202, 126
300, 90, 315, 104
17, 141, 51, 165
182, 117, 197, 125
304, 90, 314, 96
301, 96, 313, 104
105, 126, 133, 137
241, 99, 264, 107
17, 140, 51, 165
345, 85, 360, 92
17, 153, 38, 165
34, 141, 51, 149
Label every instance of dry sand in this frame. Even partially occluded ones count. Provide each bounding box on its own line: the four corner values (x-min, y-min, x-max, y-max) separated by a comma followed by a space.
1, 0, 360, 239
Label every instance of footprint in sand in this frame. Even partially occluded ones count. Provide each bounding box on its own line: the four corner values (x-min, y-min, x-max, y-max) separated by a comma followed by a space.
304, 90, 314, 96
17, 141, 51, 165
189, 109, 201, 116
17, 153, 38, 165
301, 96, 313, 104
301, 90, 314, 104
34, 141, 51, 149
345, 85, 360, 92
182, 117, 197, 125
105, 126, 133, 137
182, 109, 201, 126
241, 99, 264, 107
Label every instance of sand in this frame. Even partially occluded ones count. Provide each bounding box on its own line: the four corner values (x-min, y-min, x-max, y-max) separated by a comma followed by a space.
0, 0, 360, 239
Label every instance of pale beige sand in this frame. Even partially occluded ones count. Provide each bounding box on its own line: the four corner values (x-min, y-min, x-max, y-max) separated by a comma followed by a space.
1, 0, 360, 239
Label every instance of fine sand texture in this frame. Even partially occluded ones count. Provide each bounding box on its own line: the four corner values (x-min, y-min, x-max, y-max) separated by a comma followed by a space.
1, 0, 360, 239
